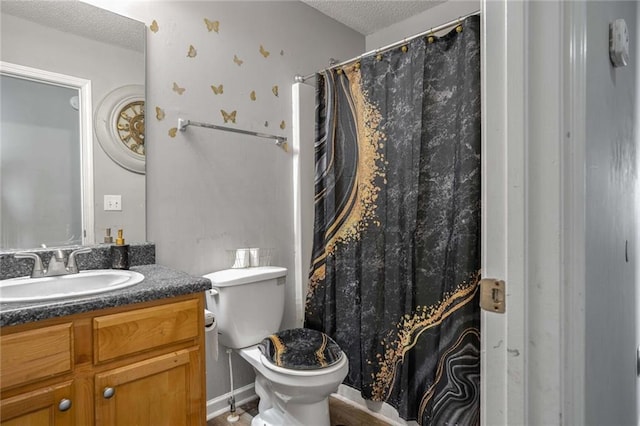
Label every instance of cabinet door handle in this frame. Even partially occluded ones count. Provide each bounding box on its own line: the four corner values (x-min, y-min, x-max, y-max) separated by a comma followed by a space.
103, 387, 115, 399
58, 398, 72, 412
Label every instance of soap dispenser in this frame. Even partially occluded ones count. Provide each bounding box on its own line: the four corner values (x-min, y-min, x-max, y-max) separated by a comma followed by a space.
104, 228, 113, 244
111, 229, 130, 270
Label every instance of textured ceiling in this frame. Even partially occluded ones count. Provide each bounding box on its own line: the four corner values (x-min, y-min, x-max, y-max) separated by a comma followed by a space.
2, 1, 441, 51
0, 0, 144, 52
300, 0, 443, 35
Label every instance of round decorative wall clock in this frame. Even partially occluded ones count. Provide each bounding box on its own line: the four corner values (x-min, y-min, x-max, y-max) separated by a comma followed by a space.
95, 85, 145, 174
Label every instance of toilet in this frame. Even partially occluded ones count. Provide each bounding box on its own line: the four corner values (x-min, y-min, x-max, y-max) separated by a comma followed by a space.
204, 266, 348, 426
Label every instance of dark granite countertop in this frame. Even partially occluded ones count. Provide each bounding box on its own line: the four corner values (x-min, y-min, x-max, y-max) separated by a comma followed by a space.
0, 264, 212, 327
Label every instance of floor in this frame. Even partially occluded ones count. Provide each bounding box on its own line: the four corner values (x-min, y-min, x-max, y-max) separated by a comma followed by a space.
208, 396, 392, 426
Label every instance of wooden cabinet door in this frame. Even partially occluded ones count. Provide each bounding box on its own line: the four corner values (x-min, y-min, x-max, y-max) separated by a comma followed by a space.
1, 381, 73, 426
0, 323, 73, 390
94, 348, 203, 426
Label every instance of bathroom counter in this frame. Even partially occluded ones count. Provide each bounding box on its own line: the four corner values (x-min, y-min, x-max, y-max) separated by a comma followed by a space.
0, 264, 212, 327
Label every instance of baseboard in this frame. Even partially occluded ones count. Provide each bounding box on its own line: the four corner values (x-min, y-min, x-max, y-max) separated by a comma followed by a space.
206, 383, 257, 420
206, 382, 415, 424
334, 385, 417, 426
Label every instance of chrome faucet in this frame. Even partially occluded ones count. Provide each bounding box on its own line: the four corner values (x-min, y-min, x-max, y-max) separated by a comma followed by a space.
46, 250, 69, 276
14, 247, 92, 278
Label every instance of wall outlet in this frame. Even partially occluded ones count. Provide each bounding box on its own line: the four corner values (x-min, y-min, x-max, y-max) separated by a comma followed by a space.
104, 195, 122, 211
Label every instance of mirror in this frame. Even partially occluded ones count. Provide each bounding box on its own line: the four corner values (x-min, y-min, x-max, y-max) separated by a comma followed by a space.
0, 0, 146, 249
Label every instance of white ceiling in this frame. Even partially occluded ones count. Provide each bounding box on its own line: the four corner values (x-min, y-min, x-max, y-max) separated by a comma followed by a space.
300, 0, 443, 35
2, 0, 442, 50
0, 0, 144, 52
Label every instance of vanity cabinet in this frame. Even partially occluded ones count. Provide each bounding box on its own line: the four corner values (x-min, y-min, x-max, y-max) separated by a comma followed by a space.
0, 294, 206, 426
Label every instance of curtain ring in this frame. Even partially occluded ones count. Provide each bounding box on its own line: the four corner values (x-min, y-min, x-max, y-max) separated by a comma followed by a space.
336, 68, 343, 75
400, 38, 409, 53
427, 28, 435, 44
354, 62, 361, 70
376, 53, 383, 61
456, 17, 463, 33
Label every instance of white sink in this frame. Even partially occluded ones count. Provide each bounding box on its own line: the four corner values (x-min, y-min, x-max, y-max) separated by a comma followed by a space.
0, 269, 144, 303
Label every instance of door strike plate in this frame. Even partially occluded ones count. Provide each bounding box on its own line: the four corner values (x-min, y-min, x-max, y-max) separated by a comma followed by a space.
479, 278, 506, 313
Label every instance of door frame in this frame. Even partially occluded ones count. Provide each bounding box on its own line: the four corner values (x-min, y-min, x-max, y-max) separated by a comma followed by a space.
561, 1, 587, 424
480, 0, 527, 423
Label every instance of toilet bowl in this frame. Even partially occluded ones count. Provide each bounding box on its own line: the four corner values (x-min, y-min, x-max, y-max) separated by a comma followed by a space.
203, 267, 348, 426
240, 345, 349, 426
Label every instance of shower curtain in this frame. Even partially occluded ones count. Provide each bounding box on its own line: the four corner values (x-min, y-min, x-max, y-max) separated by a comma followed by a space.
305, 16, 481, 425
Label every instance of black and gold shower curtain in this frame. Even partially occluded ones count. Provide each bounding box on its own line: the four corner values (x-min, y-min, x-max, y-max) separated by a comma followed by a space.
305, 16, 481, 425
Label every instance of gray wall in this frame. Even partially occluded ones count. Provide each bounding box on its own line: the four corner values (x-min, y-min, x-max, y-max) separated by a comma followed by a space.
95, 0, 364, 407
143, 0, 363, 404
585, 2, 638, 424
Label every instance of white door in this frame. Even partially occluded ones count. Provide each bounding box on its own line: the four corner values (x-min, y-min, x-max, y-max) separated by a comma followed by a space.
481, 1, 596, 424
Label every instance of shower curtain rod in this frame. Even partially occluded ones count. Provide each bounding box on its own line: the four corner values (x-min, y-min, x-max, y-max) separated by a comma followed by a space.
294, 10, 480, 83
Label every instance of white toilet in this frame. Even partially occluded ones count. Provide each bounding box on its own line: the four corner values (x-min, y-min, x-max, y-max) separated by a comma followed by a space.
204, 266, 348, 426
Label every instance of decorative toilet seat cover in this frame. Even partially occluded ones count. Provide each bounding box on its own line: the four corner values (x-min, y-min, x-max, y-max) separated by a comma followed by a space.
258, 328, 342, 370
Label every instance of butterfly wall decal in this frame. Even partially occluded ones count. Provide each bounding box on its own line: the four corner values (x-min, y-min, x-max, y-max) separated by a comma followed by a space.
272, 85, 279, 97
280, 120, 286, 130
172, 82, 186, 95
211, 84, 224, 95
250, 91, 256, 101
187, 45, 197, 58
233, 55, 244, 66
155, 107, 165, 121
220, 109, 237, 124
204, 18, 219, 33
168, 128, 177, 137
259, 44, 270, 58
150, 20, 159, 33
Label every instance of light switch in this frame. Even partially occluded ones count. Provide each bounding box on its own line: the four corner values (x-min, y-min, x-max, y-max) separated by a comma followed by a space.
104, 195, 122, 211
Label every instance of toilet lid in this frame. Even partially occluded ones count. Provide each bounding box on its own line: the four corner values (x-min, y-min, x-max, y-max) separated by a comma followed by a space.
258, 328, 342, 370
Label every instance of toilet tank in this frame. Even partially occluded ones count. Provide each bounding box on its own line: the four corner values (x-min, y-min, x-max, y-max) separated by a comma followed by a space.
204, 266, 286, 349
